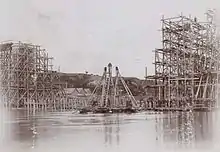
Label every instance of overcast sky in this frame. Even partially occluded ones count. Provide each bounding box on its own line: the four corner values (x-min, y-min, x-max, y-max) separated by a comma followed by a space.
0, 0, 219, 78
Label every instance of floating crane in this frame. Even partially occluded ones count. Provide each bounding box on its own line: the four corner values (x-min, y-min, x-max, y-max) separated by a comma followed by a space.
79, 63, 138, 114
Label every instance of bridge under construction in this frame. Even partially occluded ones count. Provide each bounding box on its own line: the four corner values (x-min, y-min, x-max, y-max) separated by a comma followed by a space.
146, 9, 220, 111
1, 9, 220, 113
0, 42, 137, 112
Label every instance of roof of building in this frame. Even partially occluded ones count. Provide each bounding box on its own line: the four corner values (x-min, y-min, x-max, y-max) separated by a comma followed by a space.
64, 88, 91, 96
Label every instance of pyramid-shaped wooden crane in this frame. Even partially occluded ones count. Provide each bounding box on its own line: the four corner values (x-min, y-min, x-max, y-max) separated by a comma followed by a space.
79, 63, 138, 114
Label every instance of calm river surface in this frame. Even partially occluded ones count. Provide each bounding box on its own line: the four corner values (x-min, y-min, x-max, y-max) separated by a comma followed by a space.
1, 107, 220, 152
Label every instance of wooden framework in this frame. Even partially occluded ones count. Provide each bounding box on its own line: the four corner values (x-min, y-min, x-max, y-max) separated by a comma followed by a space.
147, 10, 220, 110
80, 63, 138, 112
0, 41, 67, 110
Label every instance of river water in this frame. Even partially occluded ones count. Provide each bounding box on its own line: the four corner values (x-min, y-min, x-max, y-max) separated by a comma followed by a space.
1, 107, 220, 152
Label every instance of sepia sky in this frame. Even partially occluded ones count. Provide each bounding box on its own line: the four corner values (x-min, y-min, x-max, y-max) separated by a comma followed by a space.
0, 0, 219, 78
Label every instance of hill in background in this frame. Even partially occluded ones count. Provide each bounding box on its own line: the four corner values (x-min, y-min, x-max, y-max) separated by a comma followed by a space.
58, 72, 155, 97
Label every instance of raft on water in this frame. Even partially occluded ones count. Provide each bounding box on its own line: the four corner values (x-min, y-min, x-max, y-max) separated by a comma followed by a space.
79, 107, 138, 114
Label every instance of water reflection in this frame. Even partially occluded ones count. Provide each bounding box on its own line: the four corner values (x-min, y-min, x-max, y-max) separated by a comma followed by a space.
2, 109, 220, 152
103, 114, 120, 146
155, 111, 216, 149
10, 109, 38, 149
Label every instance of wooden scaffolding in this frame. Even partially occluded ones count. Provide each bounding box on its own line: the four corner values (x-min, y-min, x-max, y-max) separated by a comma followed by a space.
0, 41, 67, 110
147, 10, 220, 110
